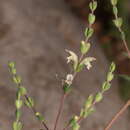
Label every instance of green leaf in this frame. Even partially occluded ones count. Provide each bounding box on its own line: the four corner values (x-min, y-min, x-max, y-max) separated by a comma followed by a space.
84, 107, 95, 118
89, 1, 97, 11
111, 0, 118, 6
107, 72, 114, 82
102, 82, 111, 92
85, 95, 94, 109
80, 57, 96, 70
118, 74, 130, 81
80, 41, 91, 54
18, 87, 27, 96
95, 92, 103, 102
15, 110, 22, 121
88, 13, 96, 25
35, 112, 44, 121
84, 27, 94, 39
72, 123, 80, 130
8, 61, 15, 68
63, 83, 72, 94
13, 76, 22, 85
109, 62, 116, 72
113, 17, 123, 28
13, 121, 23, 130
15, 100, 23, 109
113, 7, 118, 16
25, 97, 34, 108
66, 50, 78, 71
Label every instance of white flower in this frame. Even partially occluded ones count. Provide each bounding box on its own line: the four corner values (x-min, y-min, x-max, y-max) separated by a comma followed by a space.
66, 49, 78, 70
80, 57, 96, 70
65, 74, 74, 85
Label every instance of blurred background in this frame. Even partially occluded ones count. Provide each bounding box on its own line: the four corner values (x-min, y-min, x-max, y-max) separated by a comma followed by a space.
0, 0, 130, 130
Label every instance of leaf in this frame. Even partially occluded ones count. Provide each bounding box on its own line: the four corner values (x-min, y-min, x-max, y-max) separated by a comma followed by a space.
113, 17, 123, 28
118, 74, 130, 81
107, 72, 114, 82
84, 27, 94, 39
25, 97, 34, 108
102, 82, 111, 92
66, 50, 78, 70
109, 62, 116, 72
80, 41, 91, 54
89, 1, 97, 11
85, 95, 94, 109
95, 92, 103, 103
15, 100, 23, 109
111, 0, 118, 6
88, 13, 96, 25
80, 57, 96, 70
13, 121, 23, 130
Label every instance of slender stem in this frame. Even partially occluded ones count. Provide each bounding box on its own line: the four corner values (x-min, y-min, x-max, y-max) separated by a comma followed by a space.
104, 100, 130, 130
54, 93, 67, 130
24, 94, 49, 130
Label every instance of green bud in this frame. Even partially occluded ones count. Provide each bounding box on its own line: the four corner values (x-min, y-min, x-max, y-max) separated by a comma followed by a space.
18, 87, 27, 96
113, 6, 118, 16
102, 82, 111, 92
95, 92, 103, 102
80, 41, 91, 54
111, 0, 118, 6
88, 13, 96, 25
13, 121, 23, 130
85, 95, 94, 109
35, 112, 44, 121
8, 61, 15, 68
84, 28, 94, 39
15, 100, 23, 109
72, 123, 80, 130
84, 107, 95, 118
89, 1, 97, 11
107, 72, 114, 82
25, 97, 34, 108
63, 83, 71, 94
109, 62, 116, 72
13, 76, 22, 85
113, 17, 123, 28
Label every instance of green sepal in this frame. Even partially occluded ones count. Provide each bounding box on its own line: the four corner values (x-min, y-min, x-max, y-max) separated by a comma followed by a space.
95, 92, 103, 103
84, 28, 94, 39
13, 121, 23, 130
89, 1, 97, 11
102, 82, 111, 92
88, 13, 96, 25
15, 100, 23, 109
63, 83, 72, 94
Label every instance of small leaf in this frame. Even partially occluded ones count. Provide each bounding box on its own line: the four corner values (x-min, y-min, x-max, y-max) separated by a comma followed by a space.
95, 92, 103, 102
88, 13, 96, 25
25, 97, 34, 108
113, 7, 118, 16
80, 41, 91, 54
84, 28, 94, 39
109, 62, 116, 72
107, 72, 114, 82
13, 76, 22, 85
13, 121, 23, 130
89, 1, 97, 11
80, 57, 96, 70
35, 112, 44, 121
8, 61, 15, 68
63, 83, 72, 94
102, 82, 111, 92
113, 17, 123, 28
15, 110, 22, 121
118, 74, 130, 81
84, 107, 95, 118
66, 50, 78, 70
111, 0, 118, 6
85, 95, 94, 109
18, 87, 27, 96
15, 100, 23, 109
72, 123, 80, 130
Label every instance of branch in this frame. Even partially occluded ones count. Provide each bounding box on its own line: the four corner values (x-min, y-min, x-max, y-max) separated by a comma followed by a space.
104, 100, 130, 130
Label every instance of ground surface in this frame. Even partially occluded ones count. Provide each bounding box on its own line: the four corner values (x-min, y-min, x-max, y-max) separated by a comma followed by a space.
0, 0, 130, 130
